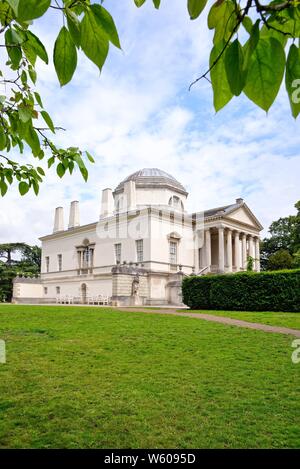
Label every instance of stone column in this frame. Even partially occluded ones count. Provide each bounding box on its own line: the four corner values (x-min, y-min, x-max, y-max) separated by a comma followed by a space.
218, 226, 225, 273
255, 237, 260, 272
205, 229, 211, 272
242, 233, 247, 270
234, 231, 240, 271
248, 235, 254, 259
226, 229, 232, 272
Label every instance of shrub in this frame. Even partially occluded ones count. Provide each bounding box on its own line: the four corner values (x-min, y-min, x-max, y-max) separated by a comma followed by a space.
182, 269, 300, 312
267, 249, 293, 270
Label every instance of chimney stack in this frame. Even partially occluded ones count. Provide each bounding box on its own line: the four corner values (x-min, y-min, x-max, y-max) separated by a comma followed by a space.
124, 180, 136, 211
53, 207, 64, 233
68, 200, 80, 229
236, 198, 244, 204
100, 188, 114, 219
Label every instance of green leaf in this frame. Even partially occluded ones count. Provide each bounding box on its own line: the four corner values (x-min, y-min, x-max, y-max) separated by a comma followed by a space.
0, 128, 7, 150
80, 166, 88, 182
188, 0, 208, 20
153, 0, 161, 7
54, 26, 77, 86
5, 171, 13, 185
18, 105, 32, 123
25, 31, 48, 64
243, 20, 260, 71
285, 44, 300, 118
34, 92, 43, 108
225, 39, 245, 96
5, 28, 22, 68
208, 0, 236, 44
19, 181, 29, 196
86, 151, 95, 163
57, 163, 66, 178
21, 41, 37, 66
28, 66, 37, 84
47, 156, 55, 168
17, 0, 51, 22
210, 41, 233, 112
24, 125, 41, 156
37, 166, 45, 176
0, 180, 8, 196
91, 4, 121, 49
80, 9, 109, 72
260, 24, 288, 48
134, 0, 146, 6
32, 180, 39, 195
242, 16, 253, 34
41, 111, 55, 133
244, 38, 285, 112
66, 9, 81, 48
5, 0, 18, 16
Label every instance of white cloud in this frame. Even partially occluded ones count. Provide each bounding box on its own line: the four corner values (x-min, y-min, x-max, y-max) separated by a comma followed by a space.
0, 0, 299, 244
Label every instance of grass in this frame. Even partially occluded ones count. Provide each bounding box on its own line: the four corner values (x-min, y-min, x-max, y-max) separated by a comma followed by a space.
188, 310, 300, 330
0, 304, 299, 449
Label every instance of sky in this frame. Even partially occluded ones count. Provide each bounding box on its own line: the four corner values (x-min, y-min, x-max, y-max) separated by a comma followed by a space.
0, 0, 299, 245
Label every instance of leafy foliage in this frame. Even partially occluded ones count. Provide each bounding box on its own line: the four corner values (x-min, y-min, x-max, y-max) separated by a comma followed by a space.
182, 270, 300, 312
0, 0, 121, 196
1, 0, 300, 197
0, 243, 41, 301
267, 249, 293, 270
261, 200, 300, 270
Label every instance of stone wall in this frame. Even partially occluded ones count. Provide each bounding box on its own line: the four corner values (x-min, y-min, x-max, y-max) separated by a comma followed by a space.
111, 264, 148, 306
12, 276, 43, 304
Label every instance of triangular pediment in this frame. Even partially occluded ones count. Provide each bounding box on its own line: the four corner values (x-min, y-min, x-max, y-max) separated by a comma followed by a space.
226, 205, 263, 230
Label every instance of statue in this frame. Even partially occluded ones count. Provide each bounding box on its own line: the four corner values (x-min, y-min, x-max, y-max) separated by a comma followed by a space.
132, 275, 140, 297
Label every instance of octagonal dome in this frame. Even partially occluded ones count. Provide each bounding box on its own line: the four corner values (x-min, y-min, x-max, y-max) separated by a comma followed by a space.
114, 168, 187, 195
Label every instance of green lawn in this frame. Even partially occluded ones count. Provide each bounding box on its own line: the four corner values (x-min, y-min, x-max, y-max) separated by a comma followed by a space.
188, 310, 300, 330
0, 304, 299, 449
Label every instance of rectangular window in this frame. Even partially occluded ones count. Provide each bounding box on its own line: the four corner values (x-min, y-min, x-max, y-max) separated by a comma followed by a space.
57, 254, 62, 272
44, 287, 48, 295
45, 256, 49, 273
56, 286, 60, 295
83, 248, 90, 268
169, 241, 177, 265
114, 243, 121, 264
136, 239, 143, 263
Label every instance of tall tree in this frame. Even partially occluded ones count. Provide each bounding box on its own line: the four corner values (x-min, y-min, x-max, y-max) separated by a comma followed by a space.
0, 242, 27, 265
0, 243, 41, 301
261, 200, 300, 270
1, 1, 300, 196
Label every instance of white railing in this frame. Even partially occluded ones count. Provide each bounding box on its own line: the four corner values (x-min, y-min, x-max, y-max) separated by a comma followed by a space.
56, 295, 110, 305
87, 295, 109, 305
197, 266, 210, 276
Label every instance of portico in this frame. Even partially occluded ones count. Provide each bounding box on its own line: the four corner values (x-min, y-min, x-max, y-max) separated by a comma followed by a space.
199, 200, 263, 274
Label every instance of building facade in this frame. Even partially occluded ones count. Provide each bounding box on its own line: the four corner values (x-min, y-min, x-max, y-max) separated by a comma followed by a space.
13, 168, 263, 305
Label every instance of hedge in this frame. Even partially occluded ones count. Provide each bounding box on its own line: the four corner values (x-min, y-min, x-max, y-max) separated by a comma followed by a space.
182, 269, 300, 312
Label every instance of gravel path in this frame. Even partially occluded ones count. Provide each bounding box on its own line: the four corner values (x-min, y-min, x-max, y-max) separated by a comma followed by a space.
117, 308, 300, 338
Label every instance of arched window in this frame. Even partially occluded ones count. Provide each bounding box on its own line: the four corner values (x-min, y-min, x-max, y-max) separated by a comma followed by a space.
168, 196, 184, 211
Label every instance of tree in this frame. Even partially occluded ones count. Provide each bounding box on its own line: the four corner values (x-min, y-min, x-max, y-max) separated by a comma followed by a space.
0, 242, 27, 264
0, 243, 41, 301
261, 200, 300, 270
267, 249, 293, 270
1, 1, 300, 197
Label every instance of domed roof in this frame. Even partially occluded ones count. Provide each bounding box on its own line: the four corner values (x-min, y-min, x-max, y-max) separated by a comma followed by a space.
114, 168, 187, 195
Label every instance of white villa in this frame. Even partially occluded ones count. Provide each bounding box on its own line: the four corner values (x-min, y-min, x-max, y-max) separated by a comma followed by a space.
13, 168, 263, 306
